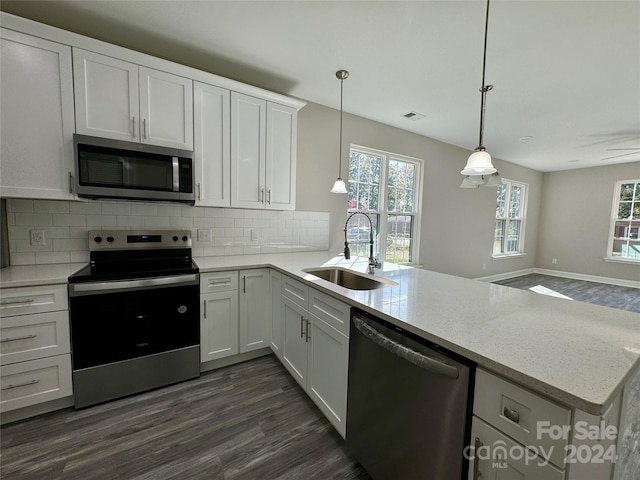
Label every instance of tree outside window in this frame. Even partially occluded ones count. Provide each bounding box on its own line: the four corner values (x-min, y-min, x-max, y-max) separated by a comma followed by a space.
348, 146, 422, 264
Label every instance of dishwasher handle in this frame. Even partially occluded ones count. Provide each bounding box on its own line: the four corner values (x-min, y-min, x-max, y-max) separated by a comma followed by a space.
353, 316, 459, 379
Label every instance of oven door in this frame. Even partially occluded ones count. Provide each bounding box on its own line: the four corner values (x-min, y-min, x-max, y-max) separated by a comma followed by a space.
69, 275, 199, 370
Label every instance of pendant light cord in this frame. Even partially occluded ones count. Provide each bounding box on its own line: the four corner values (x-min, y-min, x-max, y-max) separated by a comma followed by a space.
338, 74, 344, 175
477, 0, 493, 151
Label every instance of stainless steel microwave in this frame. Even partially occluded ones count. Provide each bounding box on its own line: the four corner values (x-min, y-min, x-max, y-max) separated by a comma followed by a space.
74, 135, 195, 204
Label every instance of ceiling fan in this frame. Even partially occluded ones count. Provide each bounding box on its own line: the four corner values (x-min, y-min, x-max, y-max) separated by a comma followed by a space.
601, 147, 640, 161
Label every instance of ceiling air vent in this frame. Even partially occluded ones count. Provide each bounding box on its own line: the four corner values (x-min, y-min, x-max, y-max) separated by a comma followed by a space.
402, 111, 426, 121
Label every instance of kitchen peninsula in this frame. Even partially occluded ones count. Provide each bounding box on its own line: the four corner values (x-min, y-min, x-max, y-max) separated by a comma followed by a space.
2, 251, 639, 478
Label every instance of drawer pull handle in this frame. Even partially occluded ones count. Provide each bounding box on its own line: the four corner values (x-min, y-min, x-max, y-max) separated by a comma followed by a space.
1, 334, 37, 343
2, 379, 39, 391
209, 281, 232, 287
300, 315, 305, 338
504, 407, 520, 424
473, 437, 482, 479
1, 298, 35, 306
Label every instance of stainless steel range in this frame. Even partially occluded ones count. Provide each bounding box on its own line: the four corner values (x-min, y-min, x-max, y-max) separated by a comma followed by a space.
68, 230, 200, 408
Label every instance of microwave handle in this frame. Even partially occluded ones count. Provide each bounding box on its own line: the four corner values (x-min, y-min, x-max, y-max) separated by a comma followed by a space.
172, 157, 179, 192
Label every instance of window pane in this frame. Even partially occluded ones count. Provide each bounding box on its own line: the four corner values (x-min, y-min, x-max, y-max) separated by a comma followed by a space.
386, 214, 413, 263
494, 219, 505, 254
507, 220, 521, 252
348, 151, 381, 212
387, 160, 416, 214
496, 184, 506, 219
618, 202, 632, 219
620, 183, 635, 201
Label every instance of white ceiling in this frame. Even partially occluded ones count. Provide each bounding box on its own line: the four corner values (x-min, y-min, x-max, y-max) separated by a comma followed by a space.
3, 0, 640, 172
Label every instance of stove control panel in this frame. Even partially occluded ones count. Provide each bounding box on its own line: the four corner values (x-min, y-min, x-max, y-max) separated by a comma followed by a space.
89, 230, 192, 250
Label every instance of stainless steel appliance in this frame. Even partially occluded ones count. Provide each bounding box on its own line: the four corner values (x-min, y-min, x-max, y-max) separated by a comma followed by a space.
347, 309, 474, 480
74, 134, 195, 204
68, 230, 200, 408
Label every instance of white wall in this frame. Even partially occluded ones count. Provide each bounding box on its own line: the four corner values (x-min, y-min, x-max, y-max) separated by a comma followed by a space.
296, 101, 543, 279
536, 162, 640, 282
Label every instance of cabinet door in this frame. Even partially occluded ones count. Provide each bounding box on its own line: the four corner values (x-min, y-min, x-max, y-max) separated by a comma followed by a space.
201, 291, 239, 362
73, 48, 139, 142
468, 417, 564, 480
0, 30, 75, 200
139, 67, 193, 150
231, 92, 266, 209
239, 269, 271, 353
194, 82, 231, 206
270, 270, 283, 359
281, 296, 309, 390
307, 314, 349, 438
265, 102, 297, 210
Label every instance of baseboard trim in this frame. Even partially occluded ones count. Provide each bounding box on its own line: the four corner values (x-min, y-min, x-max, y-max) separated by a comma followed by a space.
533, 268, 640, 289
477, 267, 640, 289
200, 348, 272, 373
475, 268, 535, 283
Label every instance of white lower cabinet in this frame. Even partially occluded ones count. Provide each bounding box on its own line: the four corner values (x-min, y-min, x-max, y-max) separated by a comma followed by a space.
239, 269, 271, 353
269, 270, 283, 360
280, 275, 350, 438
200, 271, 239, 362
470, 368, 624, 480
0, 283, 72, 414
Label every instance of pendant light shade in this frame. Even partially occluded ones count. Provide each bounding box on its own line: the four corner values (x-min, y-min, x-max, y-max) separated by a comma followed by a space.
460, 175, 486, 188
331, 178, 348, 194
461, 149, 496, 176
461, 0, 497, 183
331, 69, 349, 194
484, 171, 503, 187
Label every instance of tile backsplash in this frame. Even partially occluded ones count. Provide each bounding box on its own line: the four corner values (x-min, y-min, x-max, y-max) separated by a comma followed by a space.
5, 199, 330, 266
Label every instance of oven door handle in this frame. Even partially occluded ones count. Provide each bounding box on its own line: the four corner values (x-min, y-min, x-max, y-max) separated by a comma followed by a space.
69, 274, 199, 296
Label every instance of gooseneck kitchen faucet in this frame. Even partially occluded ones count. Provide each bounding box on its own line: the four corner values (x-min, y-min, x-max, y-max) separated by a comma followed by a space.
343, 211, 381, 274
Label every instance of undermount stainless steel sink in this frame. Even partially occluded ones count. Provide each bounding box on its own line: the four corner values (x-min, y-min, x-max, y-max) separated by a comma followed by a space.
303, 267, 397, 291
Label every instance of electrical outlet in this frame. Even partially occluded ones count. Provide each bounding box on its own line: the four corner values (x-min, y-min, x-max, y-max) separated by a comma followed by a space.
197, 229, 211, 242
482, 263, 486, 270
250, 229, 259, 242
551, 258, 557, 264
30, 229, 46, 246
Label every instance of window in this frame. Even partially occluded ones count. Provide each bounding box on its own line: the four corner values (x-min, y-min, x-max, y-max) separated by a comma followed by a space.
608, 180, 640, 261
347, 146, 422, 264
493, 179, 527, 256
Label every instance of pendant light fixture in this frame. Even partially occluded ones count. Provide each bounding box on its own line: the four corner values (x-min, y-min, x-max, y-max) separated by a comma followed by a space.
330, 69, 349, 194
461, 0, 497, 178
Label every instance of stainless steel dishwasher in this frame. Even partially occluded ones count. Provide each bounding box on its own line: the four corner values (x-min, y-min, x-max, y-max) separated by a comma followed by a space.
347, 309, 475, 480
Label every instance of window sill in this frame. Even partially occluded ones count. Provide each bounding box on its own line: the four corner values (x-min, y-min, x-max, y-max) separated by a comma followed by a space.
603, 257, 640, 265
492, 253, 527, 260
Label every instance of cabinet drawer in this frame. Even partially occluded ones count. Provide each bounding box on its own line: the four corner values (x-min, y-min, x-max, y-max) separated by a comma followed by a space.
1, 311, 70, 365
200, 271, 238, 293
469, 416, 564, 480
308, 289, 350, 337
0, 354, 73, 412
474, 369, 571, 468
282, 275, 308, 307
0, 284, 68, 317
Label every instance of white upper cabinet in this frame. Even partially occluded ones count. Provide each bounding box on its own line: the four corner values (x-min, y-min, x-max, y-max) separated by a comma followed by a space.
73, 50, 138, 142
231, 92, 267, 209
0, 29, 76, 200
266, 103, 297, 210
194, 82, 231, 207
73, 49, 193, 150
230, 92, 297, 210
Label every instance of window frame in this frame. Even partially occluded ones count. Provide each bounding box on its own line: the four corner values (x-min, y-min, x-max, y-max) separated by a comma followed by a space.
347, 144, 423, 265
606, 179, 640, 263
492, 178, 528, 258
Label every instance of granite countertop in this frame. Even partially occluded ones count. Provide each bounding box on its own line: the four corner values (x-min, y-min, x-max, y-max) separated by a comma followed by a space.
2, 251, 639, 415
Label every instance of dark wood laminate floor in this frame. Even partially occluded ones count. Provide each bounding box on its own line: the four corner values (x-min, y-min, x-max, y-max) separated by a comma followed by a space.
494, 274, 640, 313
1, 355, 370, 480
